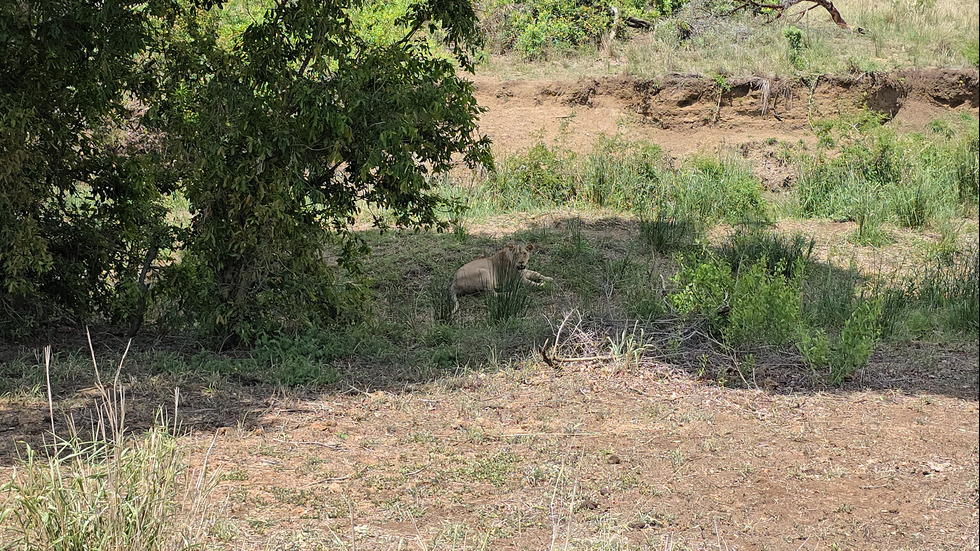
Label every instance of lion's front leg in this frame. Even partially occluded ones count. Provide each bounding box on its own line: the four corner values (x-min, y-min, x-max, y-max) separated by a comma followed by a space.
521, 269, 553, 287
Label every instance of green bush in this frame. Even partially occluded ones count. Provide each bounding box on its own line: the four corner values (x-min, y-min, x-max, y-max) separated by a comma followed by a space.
799, 298, 881, 384
783, 26, 806, 71
669, 254, 803, 347
507, 0, 612, 59
726, 259, 805, 347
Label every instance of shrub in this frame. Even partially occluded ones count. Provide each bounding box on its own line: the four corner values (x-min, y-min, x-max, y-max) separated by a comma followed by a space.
669, 254, 804, 347
507, 0, 612, 59
726, 259, 805, 347
783, 26, 806, 70
799, 298, 881, 384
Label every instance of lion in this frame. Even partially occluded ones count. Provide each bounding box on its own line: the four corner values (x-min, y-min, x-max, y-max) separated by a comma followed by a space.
448, 242, 553, 318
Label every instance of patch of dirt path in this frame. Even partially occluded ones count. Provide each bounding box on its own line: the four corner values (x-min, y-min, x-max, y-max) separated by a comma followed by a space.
190, 364, 979, 550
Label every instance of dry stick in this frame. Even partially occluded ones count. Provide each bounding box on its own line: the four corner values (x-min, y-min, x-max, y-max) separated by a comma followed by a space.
714, 85, 724, 124
173, 387, 181, 435
806, 75, 821, 133
347, 499, 358, 551
727, 0, 855, 30
85, 327, 111, 441
44, 344, 55, 436
563, 452, 583, 550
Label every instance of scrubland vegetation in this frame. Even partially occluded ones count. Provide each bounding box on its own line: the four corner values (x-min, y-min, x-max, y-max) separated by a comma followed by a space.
1, 0, 978, 549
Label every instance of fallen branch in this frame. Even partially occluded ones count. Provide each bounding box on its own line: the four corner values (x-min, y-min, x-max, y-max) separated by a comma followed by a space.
729, 0, 862, 32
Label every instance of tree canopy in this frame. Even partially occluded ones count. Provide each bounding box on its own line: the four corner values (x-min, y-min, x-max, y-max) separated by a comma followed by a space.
0, 0, 491, 342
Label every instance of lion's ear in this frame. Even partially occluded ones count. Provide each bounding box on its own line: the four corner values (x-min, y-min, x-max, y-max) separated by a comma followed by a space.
506, 242, 516, 250
525, 243, 534, 251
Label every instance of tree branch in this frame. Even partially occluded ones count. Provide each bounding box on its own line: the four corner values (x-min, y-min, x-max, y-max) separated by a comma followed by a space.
729, 0, 857, 31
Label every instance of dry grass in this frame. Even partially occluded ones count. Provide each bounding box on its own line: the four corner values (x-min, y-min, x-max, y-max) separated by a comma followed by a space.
481, 0, 979, 79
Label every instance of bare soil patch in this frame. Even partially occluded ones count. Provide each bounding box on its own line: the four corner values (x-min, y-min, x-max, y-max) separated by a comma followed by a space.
473, 68, 979, 158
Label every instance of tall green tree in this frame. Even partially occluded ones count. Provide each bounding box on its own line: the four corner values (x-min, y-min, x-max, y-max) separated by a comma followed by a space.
150, 0, 490, 341
0, 0, 176, 336
1, 0, 491, 342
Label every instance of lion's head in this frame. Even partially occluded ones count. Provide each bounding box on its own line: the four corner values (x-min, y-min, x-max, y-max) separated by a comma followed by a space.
504, 242, 533, 270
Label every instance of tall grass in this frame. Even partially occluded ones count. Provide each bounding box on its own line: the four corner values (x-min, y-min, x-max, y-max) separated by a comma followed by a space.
461, 136, 769, 226
0, 343, 214, 551
878, 245, 980, 338
796, 115, 979, 229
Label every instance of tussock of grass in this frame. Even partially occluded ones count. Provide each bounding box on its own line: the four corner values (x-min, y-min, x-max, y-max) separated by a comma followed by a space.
0, 344, 214, 551
451, 135, 770, 226
796, 115, 979, 231
878, 245, 980, 338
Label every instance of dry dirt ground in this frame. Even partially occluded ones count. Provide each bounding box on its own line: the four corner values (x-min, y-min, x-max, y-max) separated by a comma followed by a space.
472, 68, 980, 158
2, 69, 979, 550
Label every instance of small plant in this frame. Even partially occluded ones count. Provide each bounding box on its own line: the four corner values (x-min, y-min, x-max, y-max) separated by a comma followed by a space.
726, 258, 805, 347
607, 323, 651, 371
799, 298, 882, 384
783, 26, 806, 71
446, 198, 470, 241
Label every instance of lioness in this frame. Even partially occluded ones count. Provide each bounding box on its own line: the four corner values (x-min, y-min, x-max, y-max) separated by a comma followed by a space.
449, 242, 553, 318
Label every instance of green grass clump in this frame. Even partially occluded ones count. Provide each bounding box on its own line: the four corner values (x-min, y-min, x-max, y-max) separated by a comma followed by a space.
485, 270, 533, 323
878, 246, 980, 338
672, 156, 770, 226
796, 116, 979, 230
717, 227, 815, 278
639, 210, 701, 255
486, 142, 577, 209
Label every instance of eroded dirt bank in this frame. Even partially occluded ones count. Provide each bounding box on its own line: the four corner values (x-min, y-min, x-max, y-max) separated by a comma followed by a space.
473, 67, 979, 156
